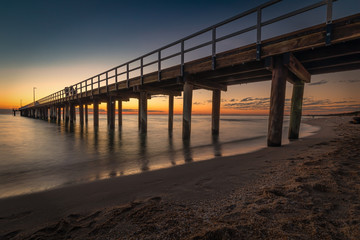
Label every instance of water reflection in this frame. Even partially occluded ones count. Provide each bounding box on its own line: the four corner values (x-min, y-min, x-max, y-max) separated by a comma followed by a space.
212, 135, 222, 157
138, 133, 149, 171
183, 139, 193, 163
168, 133, 176, 166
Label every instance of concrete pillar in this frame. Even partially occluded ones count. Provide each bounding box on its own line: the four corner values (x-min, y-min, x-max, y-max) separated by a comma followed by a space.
118, 100, 122, 128
139, 91, 148, 133
212, 89, 221, 135
168, 95, 174, 132
289, 82, 305, 139
182, 82, 193, 140
268, 56, 288, 147
62, 107, 65, 120
85, 104, 88, 124
93, 100, 99, 128
79, 104, 84, 125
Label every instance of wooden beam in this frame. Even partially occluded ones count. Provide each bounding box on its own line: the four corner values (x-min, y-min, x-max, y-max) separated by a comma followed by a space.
139, 91, 148, 133
182, 82, 193, 140
69, 103, 75, 123
93, 100, 99, 128
268, 56, 287, 147
118, 100, 122, 128
188, 79, 227, 91
57, 107, 61, 123
79, 104, 84, 125
134, 85, 181, 96
84, 104, 88, 124
110, 99, 115, 130
289, 82, 304, 140
212, 89, 221, 135
296, 39, 360, 63
283, 53, 311, 83
308, 62, 360, 75
168, 95, 174, 132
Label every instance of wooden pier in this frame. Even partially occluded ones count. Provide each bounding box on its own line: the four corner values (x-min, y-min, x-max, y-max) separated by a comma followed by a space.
19, 0, 360, 146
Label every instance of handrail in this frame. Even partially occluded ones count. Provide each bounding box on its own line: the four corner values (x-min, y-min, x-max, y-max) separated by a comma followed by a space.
22, 0, 337, 109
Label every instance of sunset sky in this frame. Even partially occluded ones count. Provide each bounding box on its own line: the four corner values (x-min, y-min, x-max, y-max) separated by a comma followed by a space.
1, 0, 359, 115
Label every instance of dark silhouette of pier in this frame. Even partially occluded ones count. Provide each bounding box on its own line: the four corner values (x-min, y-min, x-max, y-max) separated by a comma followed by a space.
19, 0, 360, 146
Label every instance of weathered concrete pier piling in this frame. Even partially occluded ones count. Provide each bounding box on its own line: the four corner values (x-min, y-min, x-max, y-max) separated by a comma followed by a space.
18, 0, 360, 147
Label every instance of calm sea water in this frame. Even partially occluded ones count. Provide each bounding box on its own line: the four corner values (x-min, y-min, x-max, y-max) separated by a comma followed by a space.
0, 113, 318, 198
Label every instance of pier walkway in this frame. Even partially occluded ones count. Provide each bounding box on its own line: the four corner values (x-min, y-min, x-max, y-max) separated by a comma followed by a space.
19, 0, 360, 146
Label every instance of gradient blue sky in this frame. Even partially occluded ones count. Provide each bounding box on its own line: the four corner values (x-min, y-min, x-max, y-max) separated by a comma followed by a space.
1, 0, 359, 114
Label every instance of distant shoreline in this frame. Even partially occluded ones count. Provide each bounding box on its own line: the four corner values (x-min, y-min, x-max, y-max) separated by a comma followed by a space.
1, 109, 359, 116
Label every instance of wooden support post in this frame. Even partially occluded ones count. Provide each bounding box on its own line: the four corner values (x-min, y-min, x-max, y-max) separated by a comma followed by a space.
108, 97, 115, 130
107, 100, 110, 126
268, 56, 288, 147
138, 98, 141, 130
118, 100, 122, 128
139, 91, 148, 133
85, 104, 88, 124
212, 89, 221, 135
53, 106, 57, 121
70, 103, 75, 123
73, 106, 76, 121
289, 82, 305, 139
57, 107, 61, 122
79, 104, 84, 125
182, 82, 193, 140
93, 100, 99, 128
168, 95, 174, 132
65, 104, 69, 122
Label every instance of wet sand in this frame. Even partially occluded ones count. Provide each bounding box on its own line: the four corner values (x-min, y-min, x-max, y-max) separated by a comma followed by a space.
1, 116, 359, 239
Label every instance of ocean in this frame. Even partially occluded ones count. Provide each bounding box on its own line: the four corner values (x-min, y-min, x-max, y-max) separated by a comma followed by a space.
0, 113, 318, 199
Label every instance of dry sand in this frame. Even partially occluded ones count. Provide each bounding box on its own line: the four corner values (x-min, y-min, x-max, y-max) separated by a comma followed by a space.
0, 116, 359, 239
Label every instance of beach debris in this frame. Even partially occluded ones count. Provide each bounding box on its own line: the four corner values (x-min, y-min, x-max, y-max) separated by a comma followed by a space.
350, 117, 360, 124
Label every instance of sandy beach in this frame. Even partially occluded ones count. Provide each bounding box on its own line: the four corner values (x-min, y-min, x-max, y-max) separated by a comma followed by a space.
1, 116, 359, 239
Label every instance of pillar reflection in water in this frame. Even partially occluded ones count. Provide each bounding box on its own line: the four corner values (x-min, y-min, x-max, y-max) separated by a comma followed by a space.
212, 135, 222, 157
183, 139, 193, 163
168, 133, 176, 166
138, 132, 149, 172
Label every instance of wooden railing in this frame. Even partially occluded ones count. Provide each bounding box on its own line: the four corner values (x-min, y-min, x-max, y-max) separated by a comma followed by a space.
22, 0, 338, 109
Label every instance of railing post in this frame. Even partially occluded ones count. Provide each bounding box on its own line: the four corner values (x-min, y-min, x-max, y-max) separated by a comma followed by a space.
140, 58, 144, 85
181, 40, 185, 78
326, 0, 333, 46
115, 68, 118, 90
91, 78, 94, 96
256, 7, 262, 61
126, 63, 130, 88
158, 50, 161, 81
212, 28, 216, 70
106, 72, 109, 94
85, 80, 88, 97
98, 76, 100, 94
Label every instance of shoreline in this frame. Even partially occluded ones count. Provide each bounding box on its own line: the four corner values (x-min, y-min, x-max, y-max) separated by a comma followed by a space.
1, 116, 359, 239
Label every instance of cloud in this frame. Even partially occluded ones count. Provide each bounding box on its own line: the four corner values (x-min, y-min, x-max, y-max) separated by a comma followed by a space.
148, 110, 165, 113
223, 96, 360, 114
308, 79, 328, 86
122, 109, 138, 112
224, 97, 272, 110
339, 79, 360, 83
193, 102, 204, 105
